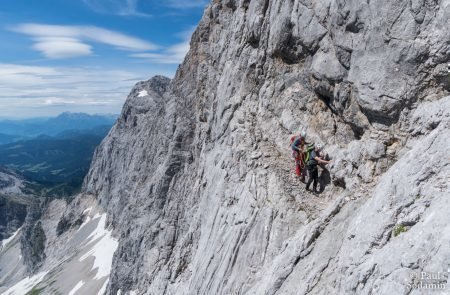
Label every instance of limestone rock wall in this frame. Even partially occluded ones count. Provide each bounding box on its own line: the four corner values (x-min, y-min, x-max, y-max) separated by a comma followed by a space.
80, 0, 449, 294
2, 0, 449, 294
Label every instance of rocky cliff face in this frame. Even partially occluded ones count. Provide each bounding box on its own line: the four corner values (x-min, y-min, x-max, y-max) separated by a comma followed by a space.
0, 168, 33, 243
2, 0, 449, 294
0, 169, 38, 292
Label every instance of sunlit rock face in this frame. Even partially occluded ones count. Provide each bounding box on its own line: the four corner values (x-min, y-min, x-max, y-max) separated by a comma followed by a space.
1, 0, 449, 294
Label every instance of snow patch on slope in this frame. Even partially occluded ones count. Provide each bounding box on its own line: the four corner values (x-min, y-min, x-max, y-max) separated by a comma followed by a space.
1, 227, 21, 249
83, 207, 93, 215
79, 213, 119, 279
3, 271, 48, 295
138, 90, 148, 97
0, 171, 23, 195
98, 278, 109, 295
68, 280, 84, 295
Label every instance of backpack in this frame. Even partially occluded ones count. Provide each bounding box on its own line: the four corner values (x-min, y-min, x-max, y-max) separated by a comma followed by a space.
304, 143, 315, 162
289, 135, 297, 147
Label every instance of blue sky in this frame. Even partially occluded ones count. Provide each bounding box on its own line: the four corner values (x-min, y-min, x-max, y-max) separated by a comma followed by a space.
0, 0, 208, 118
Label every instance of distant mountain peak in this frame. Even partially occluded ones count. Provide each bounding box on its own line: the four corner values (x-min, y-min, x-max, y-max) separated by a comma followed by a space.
0, 112, 118, 141
57, 112, 97, 119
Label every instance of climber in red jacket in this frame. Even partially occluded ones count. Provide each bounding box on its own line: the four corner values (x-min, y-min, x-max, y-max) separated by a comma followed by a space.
290, 131, 307, 181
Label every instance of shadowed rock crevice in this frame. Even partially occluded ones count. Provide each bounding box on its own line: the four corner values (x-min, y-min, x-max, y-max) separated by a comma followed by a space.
20, 200, 48, 273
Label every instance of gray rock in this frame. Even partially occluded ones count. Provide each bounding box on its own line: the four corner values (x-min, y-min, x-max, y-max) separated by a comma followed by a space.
20, 199, 48, 273
363, 139, 386, 160
311, 49, 347, 82
0, 195, 27, 243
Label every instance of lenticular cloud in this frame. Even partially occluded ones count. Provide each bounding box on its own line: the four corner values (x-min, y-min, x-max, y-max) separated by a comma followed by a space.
10, 23, 158, 59
32, 37, 93, 59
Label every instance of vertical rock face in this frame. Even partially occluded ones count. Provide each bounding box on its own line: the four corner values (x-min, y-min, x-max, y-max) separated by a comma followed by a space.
0, 169, 32, 244
79, 1, 450, 294
20, 202, 48, 273
0, 196, 27, 243
3, 0, 449, 294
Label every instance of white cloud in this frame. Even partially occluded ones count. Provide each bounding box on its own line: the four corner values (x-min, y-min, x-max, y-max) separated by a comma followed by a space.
130, 26, 194, 64
43, 98, 77, 105
0, 63, 173, 118
82, 26, 156, 50
130, 40, 189, 64
82, 0, 208, 16
117, 0, 150, 16
83, 0, 151, 17
0, 64, 56, 76
9, 23, 158, 59
32, 37, 92, 59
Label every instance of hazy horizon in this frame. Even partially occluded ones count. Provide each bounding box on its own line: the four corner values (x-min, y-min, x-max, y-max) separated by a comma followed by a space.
0, 0, 208, 118
0, 110, 120, 120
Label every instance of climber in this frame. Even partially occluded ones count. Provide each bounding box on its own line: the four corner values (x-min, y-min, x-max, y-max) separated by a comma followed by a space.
305, 144, 332, 193
290, 131, 308, 181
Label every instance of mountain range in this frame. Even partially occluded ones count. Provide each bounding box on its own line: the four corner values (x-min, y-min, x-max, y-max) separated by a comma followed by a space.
0, 114, 117, 197
0, 112, 117, 142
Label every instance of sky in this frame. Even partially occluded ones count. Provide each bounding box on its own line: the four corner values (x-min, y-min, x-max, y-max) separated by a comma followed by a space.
0, 0, 208, 118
